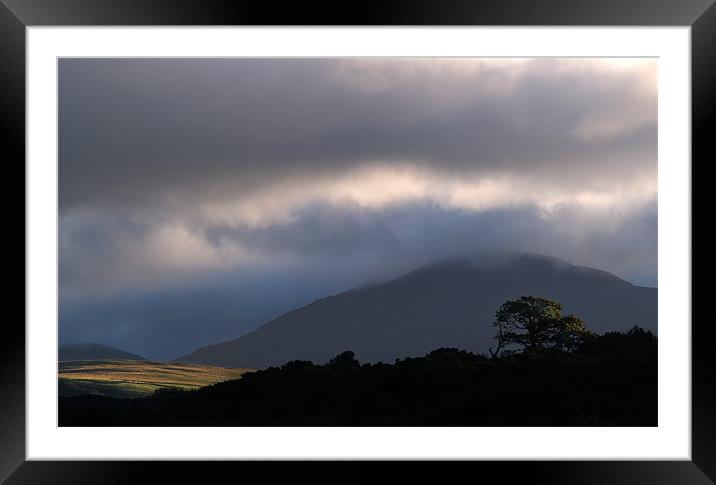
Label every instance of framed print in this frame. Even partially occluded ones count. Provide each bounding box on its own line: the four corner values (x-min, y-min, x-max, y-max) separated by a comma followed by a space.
1, 0, 713, 482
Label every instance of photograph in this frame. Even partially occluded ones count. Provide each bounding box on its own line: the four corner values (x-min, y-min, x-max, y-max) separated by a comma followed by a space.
57, 57, 658, 427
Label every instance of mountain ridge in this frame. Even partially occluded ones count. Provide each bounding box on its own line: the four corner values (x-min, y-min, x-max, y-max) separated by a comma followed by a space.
176, 253, 657, 368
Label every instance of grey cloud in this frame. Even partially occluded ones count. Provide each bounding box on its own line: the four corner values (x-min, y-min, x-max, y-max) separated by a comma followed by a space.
59, 58, 656, 213
61, 199, 657, 297
204, 200, 658, 284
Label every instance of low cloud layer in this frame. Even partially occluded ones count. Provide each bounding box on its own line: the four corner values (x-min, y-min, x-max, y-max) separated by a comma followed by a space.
59, 58, 657, 359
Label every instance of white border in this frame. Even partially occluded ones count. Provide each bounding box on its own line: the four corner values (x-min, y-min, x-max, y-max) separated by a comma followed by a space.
27, 27, 691, 460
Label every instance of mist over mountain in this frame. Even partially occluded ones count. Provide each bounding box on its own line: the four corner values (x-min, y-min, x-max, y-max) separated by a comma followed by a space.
176, 253, 657, 368
59, 342, 146, 362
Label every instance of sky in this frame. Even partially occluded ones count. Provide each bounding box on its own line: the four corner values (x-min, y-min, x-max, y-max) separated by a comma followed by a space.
58, 58, 657, 360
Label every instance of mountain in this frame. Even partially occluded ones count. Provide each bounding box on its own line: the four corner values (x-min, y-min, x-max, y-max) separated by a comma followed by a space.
59, 342, 146, 362
176, 253, 657, 369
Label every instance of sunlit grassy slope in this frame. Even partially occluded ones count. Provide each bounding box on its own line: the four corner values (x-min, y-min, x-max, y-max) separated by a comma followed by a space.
58, 360, 253, 398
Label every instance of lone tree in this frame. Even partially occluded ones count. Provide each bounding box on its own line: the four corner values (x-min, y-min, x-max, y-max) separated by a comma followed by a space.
489, 296, 591, 358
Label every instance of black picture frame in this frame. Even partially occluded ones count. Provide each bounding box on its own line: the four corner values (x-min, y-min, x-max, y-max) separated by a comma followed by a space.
1, 1, 713, 482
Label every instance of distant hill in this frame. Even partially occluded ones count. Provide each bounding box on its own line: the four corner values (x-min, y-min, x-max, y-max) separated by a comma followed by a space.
59, 342, 146, 362
176, 253, 657, 368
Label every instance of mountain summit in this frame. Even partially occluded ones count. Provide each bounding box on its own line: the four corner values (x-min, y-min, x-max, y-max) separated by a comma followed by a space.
176, 253, 657, 368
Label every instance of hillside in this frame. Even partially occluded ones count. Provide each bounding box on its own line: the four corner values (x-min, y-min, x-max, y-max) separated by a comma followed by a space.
176, 253, 657, 369
59, 342, 146, 362
58, 360, 252, 398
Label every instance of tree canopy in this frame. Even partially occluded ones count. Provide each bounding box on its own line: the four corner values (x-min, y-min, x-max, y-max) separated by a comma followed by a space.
490, 296, 591, 357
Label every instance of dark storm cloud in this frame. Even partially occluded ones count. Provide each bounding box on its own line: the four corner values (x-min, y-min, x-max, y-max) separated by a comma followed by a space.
59, 58, 656, 212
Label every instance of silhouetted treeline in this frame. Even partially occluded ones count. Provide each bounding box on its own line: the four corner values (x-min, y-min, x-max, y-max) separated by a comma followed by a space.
59, 326, 656, 426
